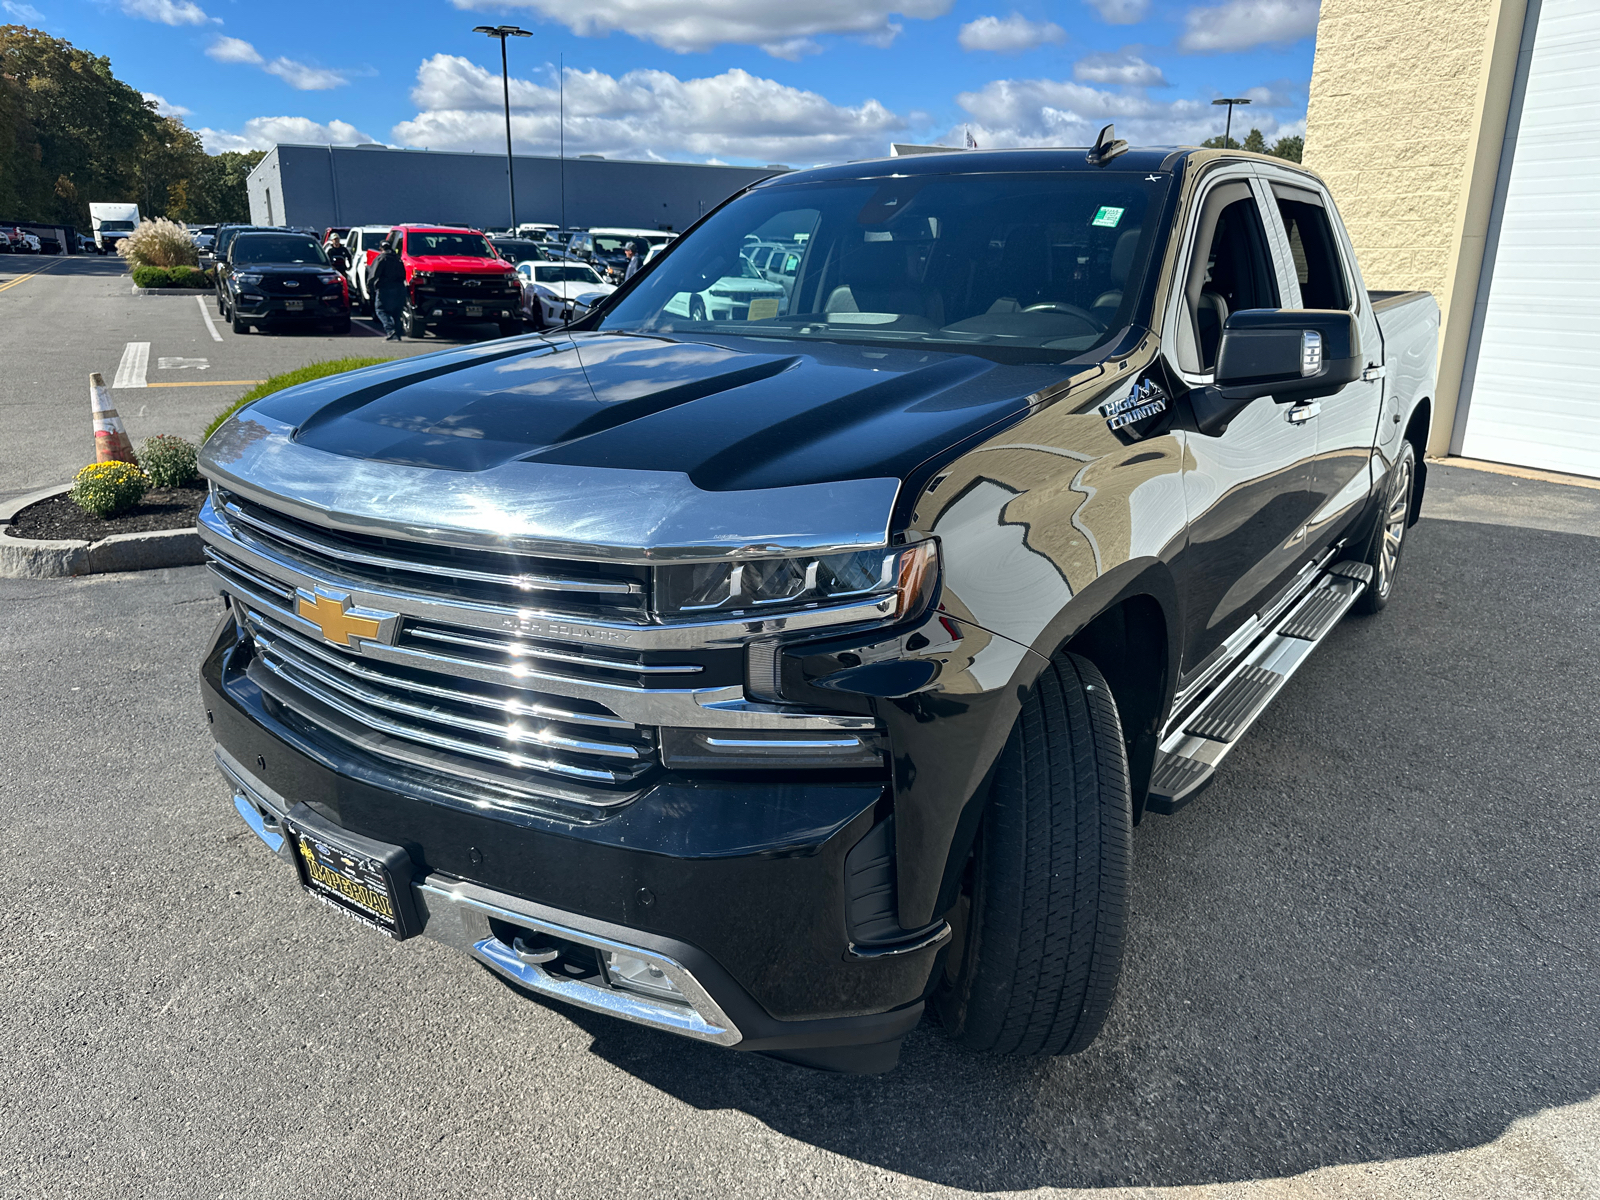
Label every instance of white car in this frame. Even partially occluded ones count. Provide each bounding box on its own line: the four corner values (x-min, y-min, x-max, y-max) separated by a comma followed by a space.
516, 260, 616, 328
662, 254, 788, 322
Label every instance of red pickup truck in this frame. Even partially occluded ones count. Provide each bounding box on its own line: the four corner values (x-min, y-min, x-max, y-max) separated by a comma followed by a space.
383, 225, 525, 339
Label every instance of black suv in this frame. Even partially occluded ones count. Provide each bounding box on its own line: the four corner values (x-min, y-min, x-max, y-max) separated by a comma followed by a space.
222, 231, 351, 335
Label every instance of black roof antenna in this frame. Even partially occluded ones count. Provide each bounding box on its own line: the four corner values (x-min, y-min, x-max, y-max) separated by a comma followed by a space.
1087, 123, 1129, 166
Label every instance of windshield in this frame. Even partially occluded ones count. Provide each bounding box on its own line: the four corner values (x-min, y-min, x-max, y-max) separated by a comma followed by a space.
231, 235, 327, 265
405, 232, 493, 257
599, 171, 1170, 361
493, 240, 543, 261
592, 236, 634, 255
535, 264, 604, 284
100, 221, 136, 232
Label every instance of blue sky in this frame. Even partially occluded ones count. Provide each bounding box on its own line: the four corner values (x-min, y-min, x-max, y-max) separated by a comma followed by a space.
5, 0, 1318, 164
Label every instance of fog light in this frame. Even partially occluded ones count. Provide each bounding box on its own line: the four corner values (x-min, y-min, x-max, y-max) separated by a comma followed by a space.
432, 308, 443, 316
603, 950, 687, 1004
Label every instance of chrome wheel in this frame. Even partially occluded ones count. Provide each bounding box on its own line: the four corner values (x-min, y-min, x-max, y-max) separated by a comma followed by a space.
1376, 454, 1412, 599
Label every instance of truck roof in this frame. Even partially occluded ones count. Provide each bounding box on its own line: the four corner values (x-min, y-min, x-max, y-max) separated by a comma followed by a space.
761, 146, 1317, 187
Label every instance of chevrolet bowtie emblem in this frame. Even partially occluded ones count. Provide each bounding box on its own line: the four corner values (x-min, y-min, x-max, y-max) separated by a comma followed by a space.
295, 588, 398, 647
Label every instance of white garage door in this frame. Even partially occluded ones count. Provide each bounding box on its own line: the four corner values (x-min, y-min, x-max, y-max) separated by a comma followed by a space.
1460, 0, 1600, 478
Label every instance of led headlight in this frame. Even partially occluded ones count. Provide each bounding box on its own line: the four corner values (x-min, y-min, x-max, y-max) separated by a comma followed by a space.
653, 541, 937, 621
412, 270, 433, 284
236, 273, 263, 285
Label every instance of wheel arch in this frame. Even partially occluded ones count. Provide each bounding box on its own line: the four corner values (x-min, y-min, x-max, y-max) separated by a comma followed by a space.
1403, 397, 1431, 525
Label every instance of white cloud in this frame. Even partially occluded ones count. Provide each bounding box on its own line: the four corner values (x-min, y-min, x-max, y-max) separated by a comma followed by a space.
1178, 0, 1319, 53
206, 36, 263, 64
207, 37, 347, 90
121, 0, 213, 25
1086, 0, 1149, 23
264, 58, 348, 90
142, 91, 192, 117
957, 13, 1065, 53
395, 55, 905, 165
197, 116, 375, 153
3, 2, 46, 22
449, 0, 951, 56
954, 73, 1303, 148
1074, 51, 1167, 87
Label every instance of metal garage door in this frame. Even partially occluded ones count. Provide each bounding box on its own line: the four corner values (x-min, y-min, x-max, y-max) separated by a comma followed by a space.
1458, 0, 1600, 478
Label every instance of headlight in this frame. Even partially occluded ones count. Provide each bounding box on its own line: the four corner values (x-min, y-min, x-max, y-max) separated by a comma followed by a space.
533, 285, 556, 299
653, 541, 937, 621
236, 273, 263, 285
412, 270, 432, 284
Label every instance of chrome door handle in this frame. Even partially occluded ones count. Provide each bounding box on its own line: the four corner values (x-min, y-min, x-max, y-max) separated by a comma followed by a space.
1286, 402, 1321, 424
1362, 364, 1387, 382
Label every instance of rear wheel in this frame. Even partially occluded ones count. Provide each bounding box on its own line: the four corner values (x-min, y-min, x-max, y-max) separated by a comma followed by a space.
1353, 440, 1415, 615
935, 652, 1131, 1056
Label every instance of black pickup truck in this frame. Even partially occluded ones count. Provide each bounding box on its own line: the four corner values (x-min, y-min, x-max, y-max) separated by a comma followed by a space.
198, 136, 1439, 1073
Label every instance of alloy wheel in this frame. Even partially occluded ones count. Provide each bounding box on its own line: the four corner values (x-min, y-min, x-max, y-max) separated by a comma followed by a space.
1377, 455, 1412, 599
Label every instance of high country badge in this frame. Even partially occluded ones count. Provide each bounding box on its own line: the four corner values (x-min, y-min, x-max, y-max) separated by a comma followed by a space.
1100, 377, 1169, 432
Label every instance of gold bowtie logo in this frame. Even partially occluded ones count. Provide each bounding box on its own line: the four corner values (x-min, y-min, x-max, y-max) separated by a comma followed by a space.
296, 589, 396, 647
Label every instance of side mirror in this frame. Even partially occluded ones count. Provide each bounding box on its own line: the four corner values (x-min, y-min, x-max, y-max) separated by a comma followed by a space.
1190, 309, 1361, 436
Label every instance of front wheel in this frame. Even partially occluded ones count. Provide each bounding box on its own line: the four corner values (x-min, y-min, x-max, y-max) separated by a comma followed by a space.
1353, 440, 1416, 615
400, 303, 425, 339
689, 295, 707, 321
230, 311, 249, 334
935, 652, 1131, 1057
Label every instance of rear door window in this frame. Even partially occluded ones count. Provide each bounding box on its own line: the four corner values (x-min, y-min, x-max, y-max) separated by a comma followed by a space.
1274, 191, 1350, 310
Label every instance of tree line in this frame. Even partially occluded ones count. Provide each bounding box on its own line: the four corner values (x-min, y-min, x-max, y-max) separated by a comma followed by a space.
0, 25, 261, 228
1202, 128, 1304, 161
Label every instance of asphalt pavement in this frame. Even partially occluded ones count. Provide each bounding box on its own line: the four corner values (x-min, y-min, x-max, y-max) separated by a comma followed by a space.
0, 255, 498, 507
1, 445, 1596, 1197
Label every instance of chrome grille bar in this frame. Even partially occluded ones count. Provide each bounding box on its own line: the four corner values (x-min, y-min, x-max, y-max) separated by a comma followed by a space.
407, 626, 703, 676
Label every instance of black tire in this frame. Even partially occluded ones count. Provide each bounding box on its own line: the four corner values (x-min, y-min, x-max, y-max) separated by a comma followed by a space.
1353, 439, 1416, 615
935, 652, 1132, 1057
689, 295, 707, 321
328, 316, 352, 335
498, 320, 522, 338
217, 291, 226, 317
231, 311, 249, 334
400, 303, 425, 339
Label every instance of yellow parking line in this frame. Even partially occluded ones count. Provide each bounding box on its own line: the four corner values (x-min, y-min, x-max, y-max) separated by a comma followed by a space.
0, 258, 66, 293
145, 379, 266, 388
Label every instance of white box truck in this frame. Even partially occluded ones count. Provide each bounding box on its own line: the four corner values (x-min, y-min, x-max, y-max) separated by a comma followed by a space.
89, 202, 140, 254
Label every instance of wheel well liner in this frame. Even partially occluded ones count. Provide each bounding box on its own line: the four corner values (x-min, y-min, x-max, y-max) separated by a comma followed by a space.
1404, 398, 1431, 525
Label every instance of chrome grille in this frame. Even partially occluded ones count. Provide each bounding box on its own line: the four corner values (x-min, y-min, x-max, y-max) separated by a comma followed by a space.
217, 491, 649, 622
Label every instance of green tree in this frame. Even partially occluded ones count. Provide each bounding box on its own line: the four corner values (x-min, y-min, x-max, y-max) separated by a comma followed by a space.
1269, 135, 1303, 163
185, 149, 264, 223
1200, 133, 1240, 150
1200, 127, 1306, 164
1241, 127, 1267, 154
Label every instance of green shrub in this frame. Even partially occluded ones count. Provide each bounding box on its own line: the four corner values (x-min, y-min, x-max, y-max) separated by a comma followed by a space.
132, 265, 173, 288
117, 218, 198, 269
203, 357, 396, 442
138, 434, 199, 488
69, 461, 150, 518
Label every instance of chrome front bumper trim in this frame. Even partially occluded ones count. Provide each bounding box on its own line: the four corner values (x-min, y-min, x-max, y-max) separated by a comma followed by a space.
218, 750, 742, 1047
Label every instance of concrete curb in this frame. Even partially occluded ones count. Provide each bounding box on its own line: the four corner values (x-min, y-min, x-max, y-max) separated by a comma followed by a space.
130, 285, 213, 296
0, 485, 205, 578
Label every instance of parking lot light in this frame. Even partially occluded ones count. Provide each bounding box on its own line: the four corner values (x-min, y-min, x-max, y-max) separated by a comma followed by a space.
473, 24, 533, 233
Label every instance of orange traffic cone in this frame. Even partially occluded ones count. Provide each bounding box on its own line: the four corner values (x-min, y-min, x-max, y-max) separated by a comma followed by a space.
91, 372, 136, 463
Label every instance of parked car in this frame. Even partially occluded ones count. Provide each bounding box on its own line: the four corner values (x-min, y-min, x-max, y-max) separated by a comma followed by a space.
488, 236, 548, 266
323, 226, 352, 245
212, 225, 283, 312
514, 259, 614, 328
194, 226, 218, 254
561, 230, 648, 283
384, 224, 523, 339
661, 252, 787, 321
342, 225, 399, 314
197, 139, 1438, 1074
5, 227, 41, 253
221, 230, 350, 335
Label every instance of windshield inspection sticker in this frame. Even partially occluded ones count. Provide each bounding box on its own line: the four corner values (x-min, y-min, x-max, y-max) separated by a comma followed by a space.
1092, 206, 1126, 228
746, 298, 781, 321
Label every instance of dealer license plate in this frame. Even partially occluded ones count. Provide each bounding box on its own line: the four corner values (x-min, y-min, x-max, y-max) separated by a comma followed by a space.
288, 821, 402, 936
283, 299, 304, 311
464, 305, 483, 316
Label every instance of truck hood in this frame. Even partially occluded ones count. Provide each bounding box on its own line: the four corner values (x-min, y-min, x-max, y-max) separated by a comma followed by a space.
255, 331, 1059, 489
200, 331, 1080, 560
407, 255, 515, 274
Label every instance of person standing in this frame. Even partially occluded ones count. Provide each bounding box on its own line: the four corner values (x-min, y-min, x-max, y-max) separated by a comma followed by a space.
622, 239, 645, 282
324, 232, 350, 274
371, 239, 408, 341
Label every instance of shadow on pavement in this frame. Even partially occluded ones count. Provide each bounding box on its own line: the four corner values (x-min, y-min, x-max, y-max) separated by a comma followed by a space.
544, 511, 1600, 1191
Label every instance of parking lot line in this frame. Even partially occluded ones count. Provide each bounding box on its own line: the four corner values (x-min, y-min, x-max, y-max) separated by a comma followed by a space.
145, 379, 265, 388
112, 341, 149, 389
195, 295, 223, 342
0, 258, 65, 293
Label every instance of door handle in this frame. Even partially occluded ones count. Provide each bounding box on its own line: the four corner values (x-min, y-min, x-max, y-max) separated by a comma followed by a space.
1362, 364, 1387, 382
1285, 402, 1321, 424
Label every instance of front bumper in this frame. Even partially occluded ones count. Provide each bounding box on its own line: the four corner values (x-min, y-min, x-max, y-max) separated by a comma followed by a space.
202, 613, 937, 1069
233, 293, 348, 321
412, 291, 520, 322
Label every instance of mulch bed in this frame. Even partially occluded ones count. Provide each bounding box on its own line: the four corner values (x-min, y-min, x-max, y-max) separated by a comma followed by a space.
6, 482, 207, 541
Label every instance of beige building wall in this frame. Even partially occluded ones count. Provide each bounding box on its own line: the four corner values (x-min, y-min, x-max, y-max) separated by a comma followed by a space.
1304, 0, 1530, 453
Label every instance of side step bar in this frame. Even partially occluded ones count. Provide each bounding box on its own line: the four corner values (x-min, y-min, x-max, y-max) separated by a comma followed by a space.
1146, 560, 1374, 815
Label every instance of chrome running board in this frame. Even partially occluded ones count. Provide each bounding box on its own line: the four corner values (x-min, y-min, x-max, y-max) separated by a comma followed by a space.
1147, 560, 1374, 815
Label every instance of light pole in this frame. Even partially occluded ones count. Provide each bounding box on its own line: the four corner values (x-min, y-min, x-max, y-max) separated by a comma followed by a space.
474, 24, 532, 233
1212, 97, 1251, 148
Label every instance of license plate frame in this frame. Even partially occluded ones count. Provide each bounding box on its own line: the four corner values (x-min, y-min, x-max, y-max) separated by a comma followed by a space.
283, 806, 422, 940
464, 305, 483, 317
283, 299, 304, 311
